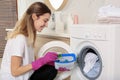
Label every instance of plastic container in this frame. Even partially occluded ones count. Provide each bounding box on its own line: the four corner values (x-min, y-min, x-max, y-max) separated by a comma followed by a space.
55, 53, 76, 71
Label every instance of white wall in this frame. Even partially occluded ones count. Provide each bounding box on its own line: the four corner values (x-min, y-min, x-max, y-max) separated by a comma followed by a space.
17, 0, 120, 23
17, 0, 44, 20
105, 0, 120, 7
63, 0, 120, 24
61, 0, 105, 24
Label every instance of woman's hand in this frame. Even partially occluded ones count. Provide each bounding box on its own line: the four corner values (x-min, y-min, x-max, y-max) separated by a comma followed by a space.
32, 52, 58, 70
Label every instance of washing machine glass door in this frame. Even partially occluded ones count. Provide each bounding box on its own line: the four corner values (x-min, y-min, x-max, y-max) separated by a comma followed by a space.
77, 45, 102, 80
38, 40, 72, 57
38, 40, 73, 80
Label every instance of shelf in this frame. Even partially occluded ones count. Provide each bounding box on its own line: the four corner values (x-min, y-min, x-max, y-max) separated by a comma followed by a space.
5, 28, 70, 39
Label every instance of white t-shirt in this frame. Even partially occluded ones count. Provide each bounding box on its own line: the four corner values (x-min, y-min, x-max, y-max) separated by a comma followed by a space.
0, 34, 34, 80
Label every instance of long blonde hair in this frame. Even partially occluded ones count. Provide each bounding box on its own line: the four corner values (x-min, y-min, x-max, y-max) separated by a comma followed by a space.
8, 2, 51, 47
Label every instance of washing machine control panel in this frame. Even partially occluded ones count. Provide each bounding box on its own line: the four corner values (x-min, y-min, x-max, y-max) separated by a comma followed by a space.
80, 32, 105, 40
71, 25, 107, 40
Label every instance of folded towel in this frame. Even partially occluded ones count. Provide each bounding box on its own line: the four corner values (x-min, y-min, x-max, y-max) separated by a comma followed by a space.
83, 52, 98, 73
97, 5, 120, 24
98, 5, 120, 18
97, 16, 120, 24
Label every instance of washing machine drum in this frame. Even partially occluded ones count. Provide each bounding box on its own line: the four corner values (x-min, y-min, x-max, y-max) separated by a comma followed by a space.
38, 40, 72, 57
38, 40, 73, 79
77, 46, 102, 80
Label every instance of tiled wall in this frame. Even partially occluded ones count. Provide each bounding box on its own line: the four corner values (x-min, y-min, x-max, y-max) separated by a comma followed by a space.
0, 25, 7, 58
0, 58, 2, 68
0, 0, 17, 57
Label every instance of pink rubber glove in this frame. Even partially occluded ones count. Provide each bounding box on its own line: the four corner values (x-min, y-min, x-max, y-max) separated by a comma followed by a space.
32, 52, 58, 70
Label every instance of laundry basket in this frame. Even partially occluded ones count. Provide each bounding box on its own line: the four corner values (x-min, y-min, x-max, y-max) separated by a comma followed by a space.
55, 53, 76, 71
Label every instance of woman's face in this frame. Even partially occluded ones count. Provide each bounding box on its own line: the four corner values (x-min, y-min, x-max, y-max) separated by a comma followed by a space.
33, 13, 51, 32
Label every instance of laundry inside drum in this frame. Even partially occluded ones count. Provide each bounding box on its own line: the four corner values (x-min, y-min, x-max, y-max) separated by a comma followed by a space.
83, 52, 101, 78
77, 47, 102, 80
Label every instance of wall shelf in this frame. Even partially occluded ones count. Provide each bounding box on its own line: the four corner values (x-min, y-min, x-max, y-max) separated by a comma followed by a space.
6, 28, 70, 39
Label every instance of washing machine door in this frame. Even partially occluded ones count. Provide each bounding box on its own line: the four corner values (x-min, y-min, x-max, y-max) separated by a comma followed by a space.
74, 42, 102, 80
38, 40, 73, 80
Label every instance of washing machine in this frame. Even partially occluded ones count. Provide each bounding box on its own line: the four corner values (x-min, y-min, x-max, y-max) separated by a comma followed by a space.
70, 24, 120, 80
37, 40, 73, 80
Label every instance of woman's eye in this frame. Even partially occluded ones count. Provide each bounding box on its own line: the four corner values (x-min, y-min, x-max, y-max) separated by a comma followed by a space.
44, 20, 47, 23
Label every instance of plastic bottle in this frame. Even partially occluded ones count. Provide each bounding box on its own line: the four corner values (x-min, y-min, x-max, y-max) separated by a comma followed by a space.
66, 14, 73, 33
73, 15, 79, 24
55, 11, 65, 33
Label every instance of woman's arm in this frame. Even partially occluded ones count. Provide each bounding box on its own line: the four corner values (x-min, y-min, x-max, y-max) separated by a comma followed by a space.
11, 56, 32, 77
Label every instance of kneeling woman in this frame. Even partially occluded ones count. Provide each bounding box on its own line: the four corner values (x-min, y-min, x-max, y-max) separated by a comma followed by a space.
0, 2, 58, 80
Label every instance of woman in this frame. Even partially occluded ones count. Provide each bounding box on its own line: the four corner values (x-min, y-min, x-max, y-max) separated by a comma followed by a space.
0, 2, 58, 80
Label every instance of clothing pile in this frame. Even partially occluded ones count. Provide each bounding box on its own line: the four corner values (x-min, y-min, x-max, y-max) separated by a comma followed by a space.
83, 52, 100, 78
97, 5, 120, 24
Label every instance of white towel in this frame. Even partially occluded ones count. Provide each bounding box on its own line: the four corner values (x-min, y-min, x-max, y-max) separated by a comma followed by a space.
83, 52, 98, 74
97, 16, 120, 24
98, 5, 120, 18
97, 5, 120, 24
